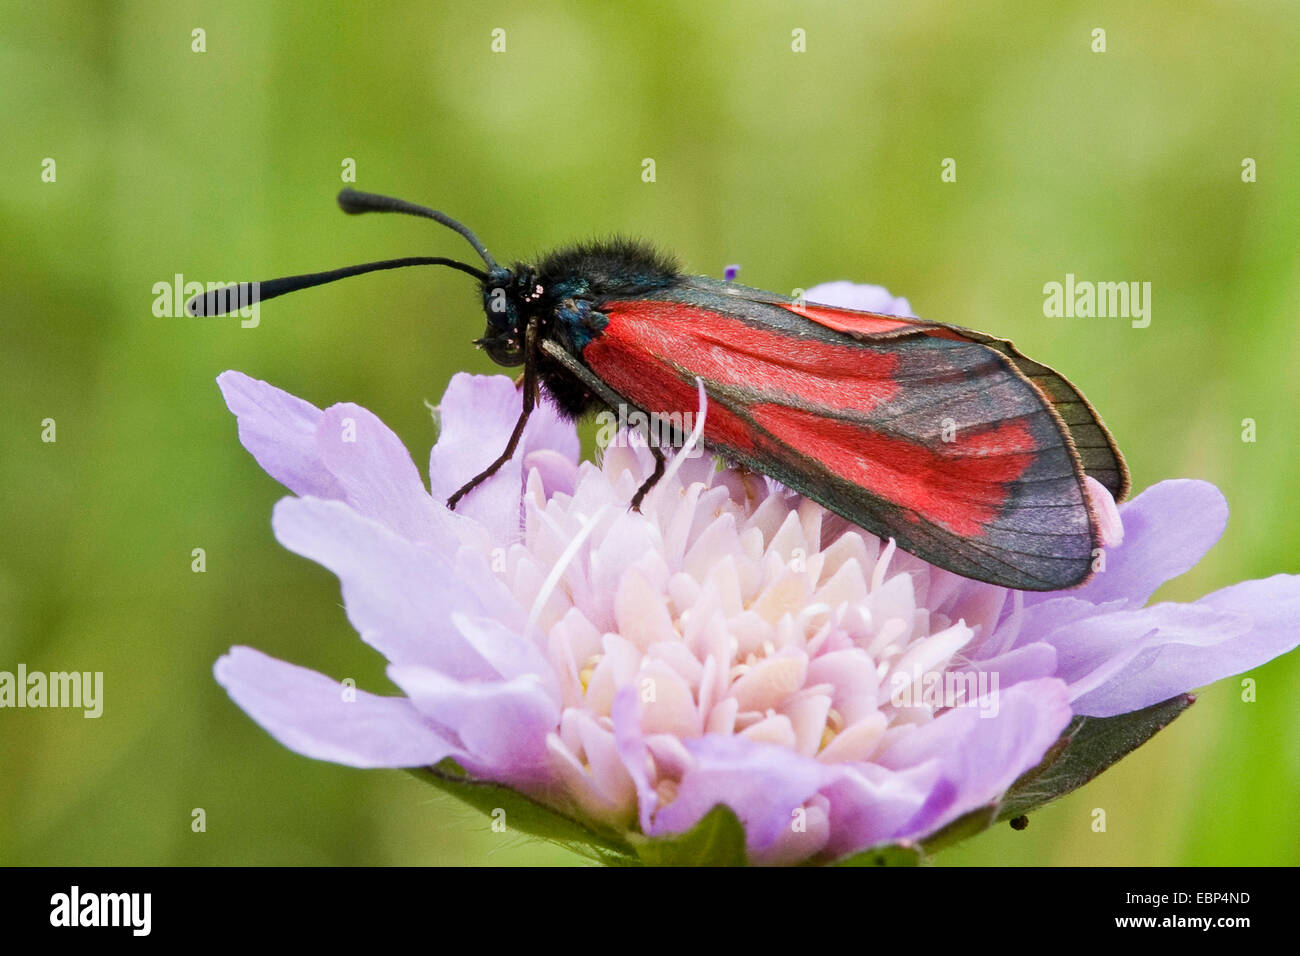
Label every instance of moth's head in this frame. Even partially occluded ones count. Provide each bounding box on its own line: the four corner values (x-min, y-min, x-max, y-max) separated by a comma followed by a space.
475, 262, 609, 364
476, 266, 531, 367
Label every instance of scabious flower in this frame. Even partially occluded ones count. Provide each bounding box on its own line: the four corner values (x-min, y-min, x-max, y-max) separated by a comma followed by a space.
213, 282, 1300, 865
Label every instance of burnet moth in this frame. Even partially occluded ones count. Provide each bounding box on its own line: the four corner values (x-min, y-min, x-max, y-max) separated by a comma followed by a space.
189, 189, 1129, 592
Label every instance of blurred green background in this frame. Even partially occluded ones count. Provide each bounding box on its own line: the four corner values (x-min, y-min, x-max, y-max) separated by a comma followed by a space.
2, 0, 1297, 866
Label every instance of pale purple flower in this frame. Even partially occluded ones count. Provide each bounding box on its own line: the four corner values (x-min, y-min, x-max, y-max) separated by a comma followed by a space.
213, 282, 1300, 865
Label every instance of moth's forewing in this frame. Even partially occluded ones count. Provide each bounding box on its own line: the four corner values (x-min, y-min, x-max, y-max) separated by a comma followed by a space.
577, 280, 1110, 591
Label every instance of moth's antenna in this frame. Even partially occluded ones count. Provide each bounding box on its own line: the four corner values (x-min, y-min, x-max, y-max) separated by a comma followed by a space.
337, 188, 499, 272
185, 256, 488, 316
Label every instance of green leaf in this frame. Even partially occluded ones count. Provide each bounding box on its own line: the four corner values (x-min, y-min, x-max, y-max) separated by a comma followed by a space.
632, 804, 748, 866
409, 760, 637, 864
834, 843, 923, 867
918, 802, 999, 855
998, 693, 1196, 822
831, 804, 997, 864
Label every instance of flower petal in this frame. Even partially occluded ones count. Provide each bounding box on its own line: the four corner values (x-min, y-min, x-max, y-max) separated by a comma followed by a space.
805, 281, 915, 317
878, 677, 1073, 840
314, 402, 474, 550
449, 613, 560, 700
1046, 603, 1248, 711
428, 374, 579, 542
819, 761, 938, 858
1035, 480, 1228, 609
612, 687, 660, 835
1072, 574, 1300, 716
388, 664, 560, 781
215, 646, 455, 768
655, 734, 833, 862
271, 496, 511, 676
525, 448, 580, 500
962, 641, 1059, 689
217, 371, 343, 500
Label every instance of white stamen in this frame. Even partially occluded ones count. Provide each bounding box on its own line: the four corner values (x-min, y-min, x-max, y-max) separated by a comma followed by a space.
528, 504, 611, 633
648, 378, 709, 511
871, 538, 897, 593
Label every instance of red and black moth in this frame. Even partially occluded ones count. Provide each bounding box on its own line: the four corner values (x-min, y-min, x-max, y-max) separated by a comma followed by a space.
189, 189, 1128, 592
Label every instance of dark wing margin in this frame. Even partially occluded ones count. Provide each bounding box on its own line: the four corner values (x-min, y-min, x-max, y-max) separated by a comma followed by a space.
959, 339, 1130, 500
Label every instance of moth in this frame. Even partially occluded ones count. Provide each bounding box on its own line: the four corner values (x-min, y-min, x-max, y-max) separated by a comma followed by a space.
190, 189, 1128, 591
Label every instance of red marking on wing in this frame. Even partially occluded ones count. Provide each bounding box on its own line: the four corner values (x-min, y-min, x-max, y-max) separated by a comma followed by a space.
784, 302, 970, 343
750, 404, 1038, 536
781, 302, 916, 335
594, 301, 901, 414
583, 326, 759, 453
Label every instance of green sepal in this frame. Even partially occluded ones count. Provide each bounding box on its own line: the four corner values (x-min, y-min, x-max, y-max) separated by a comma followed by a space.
997, 693, 1196, 821
409, 760, 637, 865
833, 842, 924, 866
828, 805, 996, 864
631, 804, 749, 866
918, 802, 1000, 855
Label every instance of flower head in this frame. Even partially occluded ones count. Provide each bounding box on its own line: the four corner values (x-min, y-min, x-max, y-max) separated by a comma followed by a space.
213, 283, 1300, 865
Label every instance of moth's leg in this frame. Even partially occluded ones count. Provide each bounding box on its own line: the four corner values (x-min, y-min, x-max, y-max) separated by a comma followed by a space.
448, 318, 539, 510
630, 443, 666, 512
447, 403, 531, 509
531, 337, 673, 513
